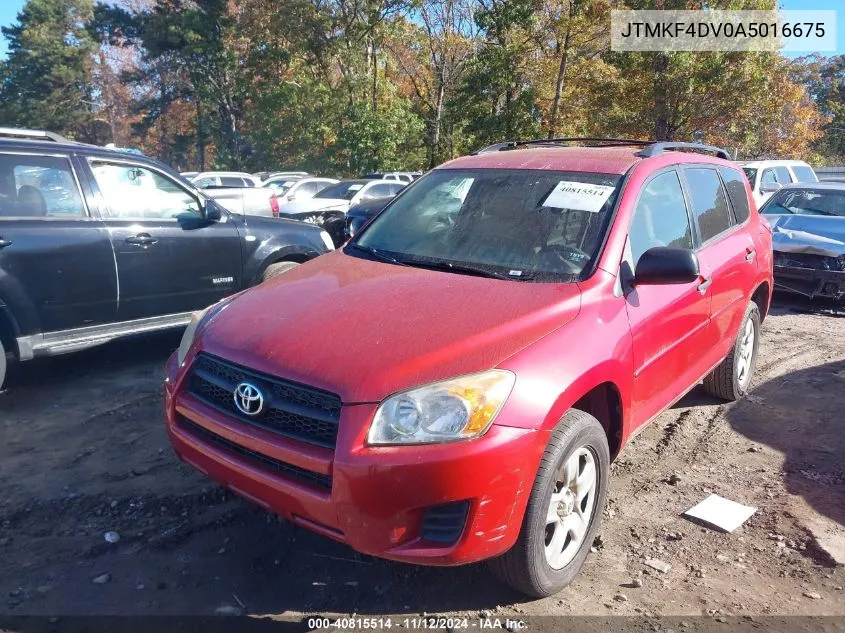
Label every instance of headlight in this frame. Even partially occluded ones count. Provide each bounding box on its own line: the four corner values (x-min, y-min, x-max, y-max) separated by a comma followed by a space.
367, 370, 515, 445
176, 293, 240, 365
319, 230, 335, 251
177, 307, 209, 366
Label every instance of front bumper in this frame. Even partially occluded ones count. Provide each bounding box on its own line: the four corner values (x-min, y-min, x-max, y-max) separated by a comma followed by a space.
164, 351, 545, 565
774, 264, 845, 300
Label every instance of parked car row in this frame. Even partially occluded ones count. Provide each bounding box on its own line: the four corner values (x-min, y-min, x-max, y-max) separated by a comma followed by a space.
185, 169, 413, 245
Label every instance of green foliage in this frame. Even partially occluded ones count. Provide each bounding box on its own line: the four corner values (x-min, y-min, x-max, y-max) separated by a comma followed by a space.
0, 0, 96, 140
0, 0, 838, 169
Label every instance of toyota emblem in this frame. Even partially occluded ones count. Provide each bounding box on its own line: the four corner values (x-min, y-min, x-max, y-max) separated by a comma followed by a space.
233, 381, 264, 416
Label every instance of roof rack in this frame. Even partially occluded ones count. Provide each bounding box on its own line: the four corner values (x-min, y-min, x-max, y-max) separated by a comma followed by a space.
473, 137, 731, 161
635, 142, 730, 160
473, 137, 652, 155
0, 127, 75, 144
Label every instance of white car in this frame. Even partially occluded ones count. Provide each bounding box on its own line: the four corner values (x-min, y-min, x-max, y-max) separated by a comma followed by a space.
362, 171, 419, 184
190, 171, 262, 188
277, 179, 406, 218
739, 160, 818, 207
263, 177, 339, 205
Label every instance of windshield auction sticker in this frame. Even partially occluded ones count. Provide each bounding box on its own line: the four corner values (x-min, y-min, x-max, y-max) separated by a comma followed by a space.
611, 10, 836, 52
543, 182, 616, 213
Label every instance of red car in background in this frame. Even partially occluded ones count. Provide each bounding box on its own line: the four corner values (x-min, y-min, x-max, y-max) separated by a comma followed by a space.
164, 139, 773, 597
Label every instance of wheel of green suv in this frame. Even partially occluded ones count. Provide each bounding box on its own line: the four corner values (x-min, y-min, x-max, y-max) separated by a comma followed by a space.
488, 408, 609, 597
262, 261, 299, 282
703, 301, 761, 402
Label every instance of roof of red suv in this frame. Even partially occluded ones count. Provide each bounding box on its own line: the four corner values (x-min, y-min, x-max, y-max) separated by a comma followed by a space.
439, 146, 645, 175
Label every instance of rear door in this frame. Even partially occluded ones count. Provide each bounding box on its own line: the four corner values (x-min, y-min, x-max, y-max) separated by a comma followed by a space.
84, 158, 243, 321
624, 169, 715, 426
681, 166, 757, 360
0, 152, 116, 334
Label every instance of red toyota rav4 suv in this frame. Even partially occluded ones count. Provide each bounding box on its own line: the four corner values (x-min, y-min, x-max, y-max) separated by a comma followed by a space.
164, 139, 773, 597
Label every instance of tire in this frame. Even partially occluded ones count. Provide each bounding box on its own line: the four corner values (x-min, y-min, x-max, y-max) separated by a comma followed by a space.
702, 301, 761, 401
488, 409, 610, 597
0, 337, 6, 392
261, 261, 299, 282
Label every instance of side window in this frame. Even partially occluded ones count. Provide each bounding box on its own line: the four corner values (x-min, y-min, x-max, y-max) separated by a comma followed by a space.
194, 176, 217, 188
684, 168, 734, 243
761, 169, 777, 186
362, 183, 394, 200
313, 181, 333, 194
628, 171, 693, 268
774, 167, 793, 184
792, 166, 817, 183
300, 181, 321, 195
719, 167, 751, 223
0, 154, 86, 218
388, 183, 405, 195
220, 176, 244, 187
90, 162, 202, 220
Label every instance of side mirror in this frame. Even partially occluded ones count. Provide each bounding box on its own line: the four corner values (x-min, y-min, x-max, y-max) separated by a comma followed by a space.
634, 247, 700, 285
204, 200, 221, 221
760, 182, 782, 194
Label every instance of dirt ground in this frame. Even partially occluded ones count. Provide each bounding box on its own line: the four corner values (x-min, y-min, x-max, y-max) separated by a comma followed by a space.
0, 295, 843, 622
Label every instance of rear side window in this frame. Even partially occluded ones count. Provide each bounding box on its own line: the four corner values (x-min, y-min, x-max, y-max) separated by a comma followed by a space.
719, 167, 751, 223
628, 170, 693, 268
792, 166, 817, 183
220, 176, 244, 187
774, 167, 793, 184
363, 183, 394, 200
685, 168, 735, 243
0, 154, 85, 218
761, 169, 777, 186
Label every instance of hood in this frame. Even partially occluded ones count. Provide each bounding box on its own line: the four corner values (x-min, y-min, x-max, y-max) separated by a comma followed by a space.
198, 250, 582, 403
279, 197, 349, 215
767, 214, 845, 258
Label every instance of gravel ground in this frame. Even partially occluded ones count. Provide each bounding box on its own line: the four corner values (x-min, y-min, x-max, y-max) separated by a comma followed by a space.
0, 296, 843, 621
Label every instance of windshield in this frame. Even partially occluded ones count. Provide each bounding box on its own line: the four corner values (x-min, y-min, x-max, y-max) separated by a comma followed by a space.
742, 168, 757, 184
761, 189, 845, 217
352, 168, 622, 281
315, 181, 367, 200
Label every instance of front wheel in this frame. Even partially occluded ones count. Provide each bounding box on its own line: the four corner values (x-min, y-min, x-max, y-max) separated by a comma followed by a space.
262, 261, 299, 282
702, 302, 761, 401
488, 409, 609, 597
0, 337, 6, 391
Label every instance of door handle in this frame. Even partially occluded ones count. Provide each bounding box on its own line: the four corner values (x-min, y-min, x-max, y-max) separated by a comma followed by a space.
125, 233, 157, 246
697, 277, 713, 294
745, 248, 756, 262
0, 237, 11, 249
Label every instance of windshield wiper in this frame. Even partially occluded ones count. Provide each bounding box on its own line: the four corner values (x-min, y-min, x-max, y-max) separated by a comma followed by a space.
348, 243, 407, 266
401, 258, 523, 280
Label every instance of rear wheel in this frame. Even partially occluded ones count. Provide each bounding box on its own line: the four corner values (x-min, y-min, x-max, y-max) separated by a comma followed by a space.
488, 409, 609, 597
702, 302, 760, 401
262, 261, 299, 282
0, 338, 7, 392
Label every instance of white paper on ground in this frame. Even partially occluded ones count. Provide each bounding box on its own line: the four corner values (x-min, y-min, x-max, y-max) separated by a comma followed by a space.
683, 494, 757, 533
542, 181, 615, 213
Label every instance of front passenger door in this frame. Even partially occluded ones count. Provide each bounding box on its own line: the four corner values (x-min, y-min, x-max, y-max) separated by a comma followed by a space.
86, 160, 243, 321
623, 170, 715, 428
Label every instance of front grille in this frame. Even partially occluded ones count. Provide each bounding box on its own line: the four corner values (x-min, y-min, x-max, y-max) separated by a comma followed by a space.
178, 417, 332, 490
187, 353, 342, 448
420, 501, 470, 545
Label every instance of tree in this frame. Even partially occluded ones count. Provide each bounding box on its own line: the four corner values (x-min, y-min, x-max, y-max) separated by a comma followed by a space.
799, 55, 845, 163
389, 0, 479, 167
0, 0, 97, 140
